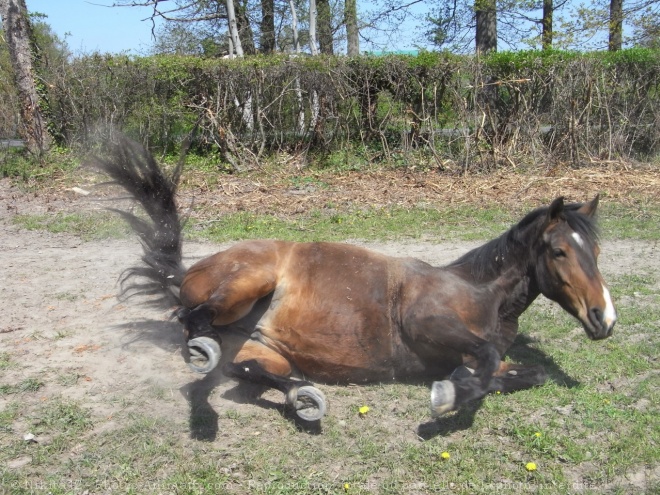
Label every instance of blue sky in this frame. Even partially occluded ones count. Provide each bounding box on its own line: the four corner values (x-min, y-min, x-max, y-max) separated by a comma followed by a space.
25, 0, 427, 55
26, 0, 162, 54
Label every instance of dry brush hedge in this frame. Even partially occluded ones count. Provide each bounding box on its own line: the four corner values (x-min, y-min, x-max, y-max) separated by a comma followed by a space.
4, 49, 660, 171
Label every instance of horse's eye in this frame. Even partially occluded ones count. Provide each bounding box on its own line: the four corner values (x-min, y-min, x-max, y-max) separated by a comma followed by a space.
553, 248, 566, 258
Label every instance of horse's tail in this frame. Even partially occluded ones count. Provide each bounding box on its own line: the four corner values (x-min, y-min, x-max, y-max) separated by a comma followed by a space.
93, 135, 186, 306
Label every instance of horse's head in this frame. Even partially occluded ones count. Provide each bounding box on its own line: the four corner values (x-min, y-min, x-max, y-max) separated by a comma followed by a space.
535, 196, 616, 340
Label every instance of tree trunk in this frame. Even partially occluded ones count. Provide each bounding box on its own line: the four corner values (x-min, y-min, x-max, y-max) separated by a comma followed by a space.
345, 0, 359, 56
288, 0, 305, 134
0, 0, 51, 155
317, 0, 334, 54
260, 0, 275, 53
235, 0, 255, 55
475, 0, 497, 54
309, 0, 319, 55
289, 0, 301, 53
226, 0, 244, 57
608, 0, 623, 51
541, 0, 552, 50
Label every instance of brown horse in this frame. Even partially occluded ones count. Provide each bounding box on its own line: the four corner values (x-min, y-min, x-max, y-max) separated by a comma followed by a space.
95, 137, 616, 422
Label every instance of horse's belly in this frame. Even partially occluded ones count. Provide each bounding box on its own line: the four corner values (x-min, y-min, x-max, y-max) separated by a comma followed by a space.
255, 302, 396, 384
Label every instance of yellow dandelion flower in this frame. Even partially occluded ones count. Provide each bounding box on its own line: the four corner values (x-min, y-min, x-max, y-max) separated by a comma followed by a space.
441, 451, 451, 460
344, 483, 350, 491
534, 432, 542, 438
358, 405, 370, 415
525, 462, 537, 472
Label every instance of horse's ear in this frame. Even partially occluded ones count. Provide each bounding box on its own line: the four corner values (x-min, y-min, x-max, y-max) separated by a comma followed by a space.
547, 196, 565, 221
577, 194, 599, 217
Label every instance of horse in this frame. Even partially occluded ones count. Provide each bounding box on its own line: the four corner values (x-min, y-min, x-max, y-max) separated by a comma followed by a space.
94, 136, 616, 422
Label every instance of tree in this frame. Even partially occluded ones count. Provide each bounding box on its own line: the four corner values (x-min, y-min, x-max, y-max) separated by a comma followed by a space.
345, 0, 359, 55
316, 0, 333, 53
226, 0, 245, 56
557, 0, 659, 50
308, 0, 319, 54
541, 0, 553, 49
475, 0, 497, 53
260, 0, 275, 53
429, 0, 559, 51
609, 0, 623, 50
235, 0, 256, 54
0, 0, 51, 154
630, 10, 659, 47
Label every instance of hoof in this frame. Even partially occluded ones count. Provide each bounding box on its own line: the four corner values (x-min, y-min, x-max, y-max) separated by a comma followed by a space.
291, 385, 327, 422
187, 337, 221, 374
430, 380, 456, 418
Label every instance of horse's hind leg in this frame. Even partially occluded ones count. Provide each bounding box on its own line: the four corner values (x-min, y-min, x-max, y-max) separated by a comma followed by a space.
223, 340, 327, 421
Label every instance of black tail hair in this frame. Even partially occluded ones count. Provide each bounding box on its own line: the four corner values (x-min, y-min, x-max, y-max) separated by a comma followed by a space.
92, 135, 186, 306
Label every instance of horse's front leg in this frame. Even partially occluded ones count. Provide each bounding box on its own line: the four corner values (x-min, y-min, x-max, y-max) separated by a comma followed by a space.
450, 361, 549, 394
430, 337, 502, 416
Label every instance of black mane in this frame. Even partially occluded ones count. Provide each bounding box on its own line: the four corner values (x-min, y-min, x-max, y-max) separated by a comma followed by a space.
448, 201, 600, 281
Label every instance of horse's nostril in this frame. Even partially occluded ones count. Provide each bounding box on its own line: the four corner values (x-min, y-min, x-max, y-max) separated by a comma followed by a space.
589, 307, 603, 325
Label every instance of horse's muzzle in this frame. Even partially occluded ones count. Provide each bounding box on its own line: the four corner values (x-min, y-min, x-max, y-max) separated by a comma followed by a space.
585, 306, 616, 340
187, 336, 221, 373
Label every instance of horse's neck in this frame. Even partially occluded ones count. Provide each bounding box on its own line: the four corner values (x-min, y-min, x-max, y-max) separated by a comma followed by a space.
497, 270, 540, 324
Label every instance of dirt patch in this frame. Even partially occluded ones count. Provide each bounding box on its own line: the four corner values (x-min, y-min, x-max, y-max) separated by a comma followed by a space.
4, 162, 660, 221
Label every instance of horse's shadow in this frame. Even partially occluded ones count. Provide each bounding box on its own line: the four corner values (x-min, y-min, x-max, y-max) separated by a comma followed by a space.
113, 320, 579, 440
180, 373, 322, 441
114, 318, 321, 440
417, 333, 580, 439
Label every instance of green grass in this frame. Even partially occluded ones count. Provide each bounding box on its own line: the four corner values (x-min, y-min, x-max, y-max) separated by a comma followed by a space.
12, 212, 131, 241
10, 200, 660, 244
188, 205, 513, 243
0, 147, 79, 184
599, 203, 660, 240
0, 378, 44, 396
0, 352, 12, 370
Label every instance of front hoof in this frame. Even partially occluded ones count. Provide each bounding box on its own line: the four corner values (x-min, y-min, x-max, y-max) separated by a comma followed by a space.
430, 380, 456, 418
290, 385, 327, 422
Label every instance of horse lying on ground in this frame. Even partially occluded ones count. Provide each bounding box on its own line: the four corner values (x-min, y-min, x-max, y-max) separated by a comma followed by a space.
95, 136, 616, 422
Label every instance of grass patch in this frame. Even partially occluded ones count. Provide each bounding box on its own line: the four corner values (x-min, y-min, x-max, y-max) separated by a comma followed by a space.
599, 202, 660, 240
0, 352, 12, 370
0, 147, 80, 185
33, 399, 93, 435
12, 212, 130, 241
188, 205, 514, 243
10, 200, 660, 245
0, 378, 44, 396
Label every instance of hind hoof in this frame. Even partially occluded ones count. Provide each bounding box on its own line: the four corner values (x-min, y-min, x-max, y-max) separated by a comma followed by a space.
293, 385, 327, 422
430, 380, 456, 417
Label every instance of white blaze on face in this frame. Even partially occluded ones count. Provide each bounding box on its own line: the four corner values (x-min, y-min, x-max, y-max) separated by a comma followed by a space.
602, 285, 617, 328
572, 232, 585, 249
571, 230, 616, 328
